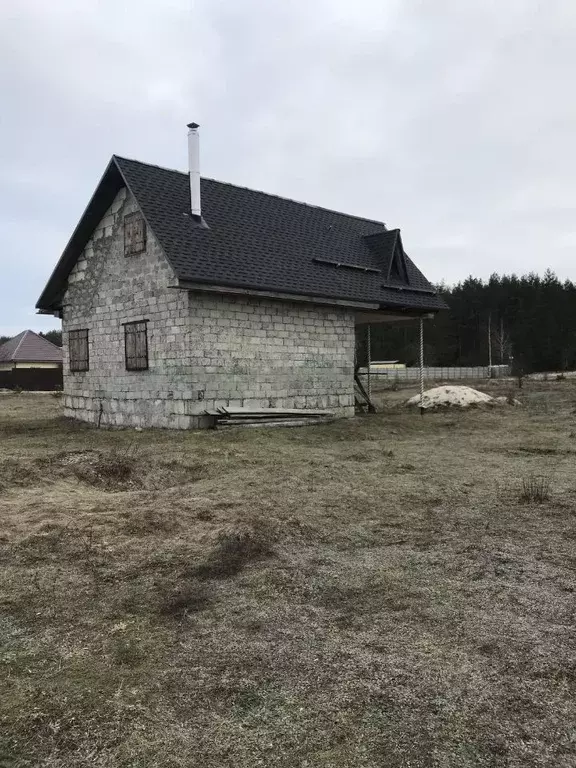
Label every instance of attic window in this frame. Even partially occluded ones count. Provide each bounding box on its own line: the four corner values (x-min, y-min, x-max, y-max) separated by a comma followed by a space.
124, 212, 146, 256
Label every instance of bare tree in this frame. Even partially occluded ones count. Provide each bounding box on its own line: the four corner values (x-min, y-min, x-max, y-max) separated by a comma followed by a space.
493, 318, 512, 364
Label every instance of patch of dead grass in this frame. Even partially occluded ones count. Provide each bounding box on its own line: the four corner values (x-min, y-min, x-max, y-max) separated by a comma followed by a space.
192, 519, 275, 579
518, 473, 553, 503
1, 388, 576, 766
0, 448, 208, 495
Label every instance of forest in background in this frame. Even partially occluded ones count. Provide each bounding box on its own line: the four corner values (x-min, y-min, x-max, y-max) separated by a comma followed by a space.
361, 271, 576, 374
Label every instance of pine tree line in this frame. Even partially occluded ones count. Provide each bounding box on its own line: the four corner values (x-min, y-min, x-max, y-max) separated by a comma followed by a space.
363, 271, 576, 373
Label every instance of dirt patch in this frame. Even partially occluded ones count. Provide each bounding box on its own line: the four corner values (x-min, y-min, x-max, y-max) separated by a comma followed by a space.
0, 450, 208, 493
0, 458, 43, 492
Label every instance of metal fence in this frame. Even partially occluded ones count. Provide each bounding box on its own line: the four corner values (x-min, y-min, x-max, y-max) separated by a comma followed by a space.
0, 367, 63, 391
359, 365, 511, 382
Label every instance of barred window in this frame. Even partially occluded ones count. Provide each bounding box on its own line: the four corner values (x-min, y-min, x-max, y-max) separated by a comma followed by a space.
124, 321, 149, 371
124, 212, 146, 256
69, 329, 89, 372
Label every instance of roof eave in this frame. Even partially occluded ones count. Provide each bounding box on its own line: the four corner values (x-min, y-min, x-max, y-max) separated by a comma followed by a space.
176, 279, 381, 310
35, 157, 126, 311
176, 278, 445, 313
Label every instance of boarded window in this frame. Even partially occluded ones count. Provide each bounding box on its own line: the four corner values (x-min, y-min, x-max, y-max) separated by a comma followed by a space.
124, 212, 146, 256
69, 329, 89, 372
124, 321, 149, 371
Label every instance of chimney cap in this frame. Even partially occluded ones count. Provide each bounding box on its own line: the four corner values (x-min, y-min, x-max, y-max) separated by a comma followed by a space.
187, 122, 200, 130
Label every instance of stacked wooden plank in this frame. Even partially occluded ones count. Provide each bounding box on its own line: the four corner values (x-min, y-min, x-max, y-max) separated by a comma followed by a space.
208, 406, 335, 428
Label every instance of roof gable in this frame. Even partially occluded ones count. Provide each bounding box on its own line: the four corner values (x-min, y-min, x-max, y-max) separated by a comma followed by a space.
389, 233, 409, 284
37, 156, 446, 314
37, 159, 127, 310
0, 330, 62, 363
367, 229, 412, 286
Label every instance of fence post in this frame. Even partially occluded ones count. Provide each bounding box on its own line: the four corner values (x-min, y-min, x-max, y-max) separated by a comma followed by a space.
419, 317, 424, 413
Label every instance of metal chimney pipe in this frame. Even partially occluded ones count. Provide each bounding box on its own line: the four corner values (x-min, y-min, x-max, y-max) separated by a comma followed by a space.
187, 122, 201, 218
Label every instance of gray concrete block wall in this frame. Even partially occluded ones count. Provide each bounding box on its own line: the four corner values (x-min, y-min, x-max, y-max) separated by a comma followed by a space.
62, 187, 195, 428
62, 186, 355, 428
185, 293, 355, 416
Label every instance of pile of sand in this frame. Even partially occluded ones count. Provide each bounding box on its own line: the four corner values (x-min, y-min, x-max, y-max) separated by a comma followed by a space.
406, 385, 495, 409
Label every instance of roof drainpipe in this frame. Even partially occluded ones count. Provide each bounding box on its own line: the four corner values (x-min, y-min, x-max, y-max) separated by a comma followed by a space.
187, 122, 201, 219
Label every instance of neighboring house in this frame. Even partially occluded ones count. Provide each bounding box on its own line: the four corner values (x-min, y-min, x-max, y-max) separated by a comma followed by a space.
0, 330, 63, 390
36, 124, 446, 429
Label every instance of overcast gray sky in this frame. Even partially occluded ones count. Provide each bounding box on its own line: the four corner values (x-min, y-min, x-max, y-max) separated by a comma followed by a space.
1, 0, 575, 336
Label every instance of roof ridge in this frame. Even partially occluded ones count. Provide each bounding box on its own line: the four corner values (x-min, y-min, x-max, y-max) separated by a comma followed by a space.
113, 155, 386, 227
364, 228, 398, 238
11, 330, 29, 359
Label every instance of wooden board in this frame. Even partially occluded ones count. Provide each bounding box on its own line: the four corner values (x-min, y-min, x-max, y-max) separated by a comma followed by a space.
219, 417, 335, 429
219, 407, 333, 417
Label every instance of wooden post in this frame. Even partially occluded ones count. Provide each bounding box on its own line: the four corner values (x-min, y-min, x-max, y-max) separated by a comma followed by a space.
366, 325, 372, 402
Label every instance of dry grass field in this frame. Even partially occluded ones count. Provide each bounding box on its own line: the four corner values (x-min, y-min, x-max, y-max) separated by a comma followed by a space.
1, 381, 576, 767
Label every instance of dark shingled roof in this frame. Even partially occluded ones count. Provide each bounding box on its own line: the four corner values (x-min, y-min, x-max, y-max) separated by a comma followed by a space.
0, 330, 62, 364
37, 156, 446, 313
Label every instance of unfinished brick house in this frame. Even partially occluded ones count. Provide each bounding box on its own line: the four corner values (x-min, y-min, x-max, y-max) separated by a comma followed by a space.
36, 125, 445, 429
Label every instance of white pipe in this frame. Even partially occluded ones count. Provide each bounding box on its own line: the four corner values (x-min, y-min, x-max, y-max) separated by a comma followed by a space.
187, 122, 201, 217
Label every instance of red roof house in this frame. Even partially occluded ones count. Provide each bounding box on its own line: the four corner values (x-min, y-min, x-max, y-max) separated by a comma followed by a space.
0, 331, 62, 390
0, 330, 62, 369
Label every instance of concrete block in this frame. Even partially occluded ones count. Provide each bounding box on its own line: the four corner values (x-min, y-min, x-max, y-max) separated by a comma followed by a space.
243, 398, 269, 410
